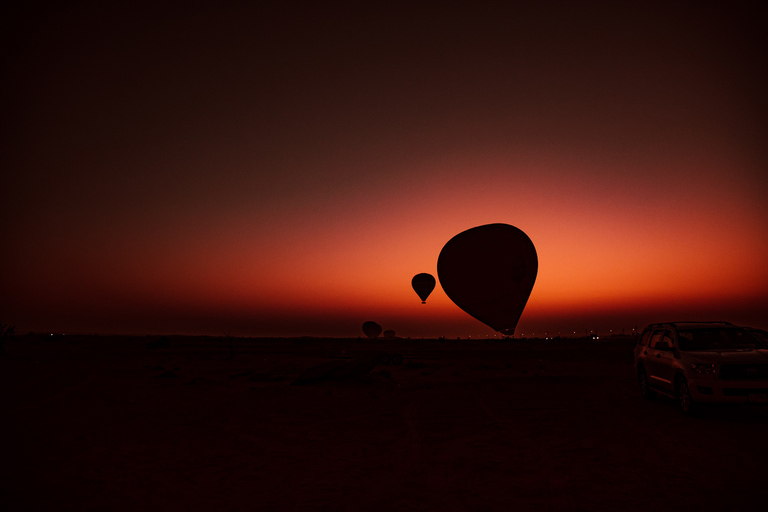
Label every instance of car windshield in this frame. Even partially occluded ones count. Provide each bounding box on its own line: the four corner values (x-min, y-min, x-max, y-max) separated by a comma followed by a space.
678, 328, 766, 351
748, 329, 768, 344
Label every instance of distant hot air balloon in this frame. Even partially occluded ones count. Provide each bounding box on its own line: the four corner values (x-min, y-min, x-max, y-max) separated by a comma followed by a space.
383, 329, 396, 338
362, 321, 383, 339
437, 223, 537, 336
411, 273, 436, 304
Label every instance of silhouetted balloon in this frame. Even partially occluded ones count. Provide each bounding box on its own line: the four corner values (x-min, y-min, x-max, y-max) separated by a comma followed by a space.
437, 223, 537, 336
411, 273, 436, 304
362, 321, 382, 339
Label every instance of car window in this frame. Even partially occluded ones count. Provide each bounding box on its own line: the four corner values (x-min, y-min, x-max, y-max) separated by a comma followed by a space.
662, 330, 674, 348
678, 328, 764, 350
639, 330, 653, 347
649, 329, 665, 349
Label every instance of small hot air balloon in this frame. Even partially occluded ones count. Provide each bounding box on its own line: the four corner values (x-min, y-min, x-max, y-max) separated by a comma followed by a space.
362, 321, 383, 339
411, 273, 436, 304
437, 223, 537, 336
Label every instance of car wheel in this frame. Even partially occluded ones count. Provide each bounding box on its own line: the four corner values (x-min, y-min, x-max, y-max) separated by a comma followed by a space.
675, 376, 697, 416
638, 367, 656, 400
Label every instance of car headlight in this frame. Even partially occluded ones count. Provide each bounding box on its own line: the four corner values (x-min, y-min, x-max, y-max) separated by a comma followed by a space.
690, 363, 717, 375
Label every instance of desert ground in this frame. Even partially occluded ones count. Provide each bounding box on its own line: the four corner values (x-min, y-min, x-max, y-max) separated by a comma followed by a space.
2, 334, 767, 511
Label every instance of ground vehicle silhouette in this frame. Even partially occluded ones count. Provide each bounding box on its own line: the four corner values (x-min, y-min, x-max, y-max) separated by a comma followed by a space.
634, 322, 768, 415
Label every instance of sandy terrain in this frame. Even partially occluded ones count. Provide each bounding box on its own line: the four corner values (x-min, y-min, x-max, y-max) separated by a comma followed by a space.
2, 335, 767, 511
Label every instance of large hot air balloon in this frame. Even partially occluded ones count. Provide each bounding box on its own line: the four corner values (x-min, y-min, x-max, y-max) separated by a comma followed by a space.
437, 223, 537, 336
362, 321, 383, 339
411, 273, 436, 304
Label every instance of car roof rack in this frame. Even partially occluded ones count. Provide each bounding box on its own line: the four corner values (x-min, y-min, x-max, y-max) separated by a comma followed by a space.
641, 321, 735, 330
669, 321, 735, 328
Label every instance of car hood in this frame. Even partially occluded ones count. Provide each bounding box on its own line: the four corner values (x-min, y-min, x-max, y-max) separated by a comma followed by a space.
681, 349, 768, 364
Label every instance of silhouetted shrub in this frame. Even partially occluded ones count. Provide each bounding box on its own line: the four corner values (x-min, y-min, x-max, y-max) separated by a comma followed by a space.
0, 323, 15, 356
147, 336, 170, 349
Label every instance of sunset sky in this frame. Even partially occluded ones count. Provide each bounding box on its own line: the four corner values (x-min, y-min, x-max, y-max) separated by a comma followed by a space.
3, 1, 767, 338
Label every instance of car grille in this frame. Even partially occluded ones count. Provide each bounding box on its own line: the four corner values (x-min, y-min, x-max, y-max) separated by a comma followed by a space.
719, 364, 768, 380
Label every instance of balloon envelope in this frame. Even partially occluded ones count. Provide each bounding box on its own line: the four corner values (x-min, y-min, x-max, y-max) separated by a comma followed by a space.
437, 223, 537, 335
411, 273, 436, 304
362, 321, 383, 339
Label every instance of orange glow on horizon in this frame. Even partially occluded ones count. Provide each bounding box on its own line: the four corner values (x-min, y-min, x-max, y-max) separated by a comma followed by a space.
7, 149, 766, 336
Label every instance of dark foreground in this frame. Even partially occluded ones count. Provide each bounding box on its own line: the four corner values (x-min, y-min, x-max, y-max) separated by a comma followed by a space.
2, 335, 767, 511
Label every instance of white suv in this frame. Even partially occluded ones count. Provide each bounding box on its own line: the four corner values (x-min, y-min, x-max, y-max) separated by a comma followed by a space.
634, 322, 768, 414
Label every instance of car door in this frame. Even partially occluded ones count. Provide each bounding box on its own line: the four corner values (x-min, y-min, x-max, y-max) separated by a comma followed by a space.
653, 329, 677, 388
646, 328, 675, 392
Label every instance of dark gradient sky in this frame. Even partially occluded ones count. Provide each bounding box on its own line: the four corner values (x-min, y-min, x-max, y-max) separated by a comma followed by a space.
3, 1, 767, 337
